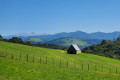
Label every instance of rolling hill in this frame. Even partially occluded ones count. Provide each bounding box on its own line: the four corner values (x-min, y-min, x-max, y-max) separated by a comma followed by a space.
1, 41, 120, 80
26, 37, 42, 44
46, 37, 89, 48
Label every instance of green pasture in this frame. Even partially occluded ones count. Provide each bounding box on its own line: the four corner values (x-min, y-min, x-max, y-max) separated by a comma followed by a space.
0, 41, 120, 79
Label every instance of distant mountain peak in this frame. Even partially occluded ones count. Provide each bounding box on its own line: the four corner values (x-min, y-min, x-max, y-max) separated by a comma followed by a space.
4, 33, 49, 39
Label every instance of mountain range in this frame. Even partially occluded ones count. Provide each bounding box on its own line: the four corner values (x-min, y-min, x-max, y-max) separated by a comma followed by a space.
4, 31, 120, 40
3, 31, 120, 48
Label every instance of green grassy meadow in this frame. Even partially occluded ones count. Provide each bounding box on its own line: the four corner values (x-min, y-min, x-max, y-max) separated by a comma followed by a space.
1, 41, 120, 80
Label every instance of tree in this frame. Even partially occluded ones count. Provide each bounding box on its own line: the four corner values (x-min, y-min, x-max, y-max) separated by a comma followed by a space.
100, 40, 108, 45
8, 37, 23, 43
117, 36, 120, 41
0, 34, 3, 40
82, 37, 120, 60
24, 41, 33, 46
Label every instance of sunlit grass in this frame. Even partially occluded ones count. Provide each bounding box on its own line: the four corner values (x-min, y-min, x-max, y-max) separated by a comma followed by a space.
1, 41, 120, 79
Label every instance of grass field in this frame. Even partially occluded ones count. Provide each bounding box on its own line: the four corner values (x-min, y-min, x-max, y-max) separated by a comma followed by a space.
1, 41, 120, 80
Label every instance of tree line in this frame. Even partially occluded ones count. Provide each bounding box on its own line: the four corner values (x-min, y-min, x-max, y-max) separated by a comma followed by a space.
82, 36, 120, 59
0, 34, 68, 50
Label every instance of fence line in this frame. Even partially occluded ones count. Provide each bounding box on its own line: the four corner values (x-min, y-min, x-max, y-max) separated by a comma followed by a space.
0, 51, 119, 74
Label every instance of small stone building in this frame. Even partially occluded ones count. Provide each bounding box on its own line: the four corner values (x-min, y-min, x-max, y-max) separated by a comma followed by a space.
67, 44, 81, 54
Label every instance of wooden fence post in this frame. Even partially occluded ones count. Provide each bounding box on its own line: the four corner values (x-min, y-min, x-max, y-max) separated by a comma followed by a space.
95, 65, 97, 71
74, 64, 76, 69
81, 64, 83, 70
5, 49, 7, 57
40, 57, 41, 63
88, 64, 89, 71
33, 54, 34, 62
116, 67, 117, 74
26, 53, 28, 61
20, 53, 21, 60
67, 61, 68, 67
60, 59, 61, 67
109, 68, 111, 73
46, 57, 47, 64
102, 65, 103, 72
11, 53, 14, 59
53, 58, 54, 65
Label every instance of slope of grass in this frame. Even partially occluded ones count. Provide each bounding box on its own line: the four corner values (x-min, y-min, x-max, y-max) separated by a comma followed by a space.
1, 57, 120, 80
1, 41, 120, 79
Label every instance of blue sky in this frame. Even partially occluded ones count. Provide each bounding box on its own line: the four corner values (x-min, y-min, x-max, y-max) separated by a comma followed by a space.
0, 0, 120, 36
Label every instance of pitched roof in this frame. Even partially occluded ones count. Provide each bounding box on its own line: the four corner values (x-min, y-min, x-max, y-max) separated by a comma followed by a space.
72, 44, 80, 51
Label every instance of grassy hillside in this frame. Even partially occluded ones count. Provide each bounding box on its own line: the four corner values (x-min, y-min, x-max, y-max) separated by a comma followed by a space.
46, 37, 88, 48
1, 41, 120, 79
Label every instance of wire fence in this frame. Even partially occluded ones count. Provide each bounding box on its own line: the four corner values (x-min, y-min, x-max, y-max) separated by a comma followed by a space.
0, 50, 120, 74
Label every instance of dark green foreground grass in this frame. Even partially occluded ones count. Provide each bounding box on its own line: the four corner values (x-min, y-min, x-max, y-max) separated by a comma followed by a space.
1, 41, 120, 80
0, 57, 120, 80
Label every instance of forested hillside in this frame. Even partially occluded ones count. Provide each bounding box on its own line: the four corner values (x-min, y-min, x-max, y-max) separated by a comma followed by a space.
82, 36, 120, 59
46, 37, 89, 48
